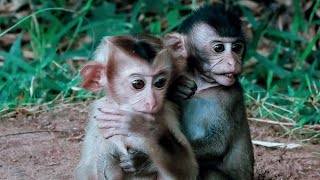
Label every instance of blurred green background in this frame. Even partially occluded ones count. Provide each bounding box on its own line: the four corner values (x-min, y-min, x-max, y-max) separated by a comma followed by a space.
0, 0, 319, 131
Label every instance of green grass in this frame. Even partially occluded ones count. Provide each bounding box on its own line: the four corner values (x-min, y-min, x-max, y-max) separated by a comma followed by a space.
239, 0, 320, 130
0, 0, 319, 134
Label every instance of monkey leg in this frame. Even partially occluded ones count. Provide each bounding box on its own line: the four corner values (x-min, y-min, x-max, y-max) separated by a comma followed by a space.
218, 133, 254, 180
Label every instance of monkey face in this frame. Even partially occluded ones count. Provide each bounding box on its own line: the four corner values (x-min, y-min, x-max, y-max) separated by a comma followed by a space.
81, 34, 176, 114
112, 50, 172, 114
190, 23, 244, 86
121, 73, 169, 114
206, 41, 243, 86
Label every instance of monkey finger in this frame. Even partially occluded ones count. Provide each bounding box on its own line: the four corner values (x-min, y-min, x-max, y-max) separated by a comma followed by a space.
177, 76, 197, 88
94, 114, 124, 121
180, 88, 197, 99
98, 107, 124, 115
176, 84, 196, 93
175, 91, 190, 100
178, 89, 195, 97
97, 121, 122, 129
99, 108, 148, 123
103, 131, 129, 139
125, 112, 156, 122
185, 90, 196, 99
189, 82, 198, 92
180, 80, 197, 91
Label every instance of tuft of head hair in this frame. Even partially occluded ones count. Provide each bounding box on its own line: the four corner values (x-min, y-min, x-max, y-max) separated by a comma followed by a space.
178, 3, 244, 38
110, 34, 163, 63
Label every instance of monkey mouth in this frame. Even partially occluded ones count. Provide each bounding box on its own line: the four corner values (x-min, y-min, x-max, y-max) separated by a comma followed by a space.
223, 73, 235, 79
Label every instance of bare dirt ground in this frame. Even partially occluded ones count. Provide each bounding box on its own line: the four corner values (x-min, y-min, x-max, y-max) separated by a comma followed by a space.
0, 104, 319, 180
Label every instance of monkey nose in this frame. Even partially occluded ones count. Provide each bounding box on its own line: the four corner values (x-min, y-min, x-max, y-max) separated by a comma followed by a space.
227, 62, 236, 72
227, 61, 235, 66
143, 96, 158, 114
145, 102, 157, 113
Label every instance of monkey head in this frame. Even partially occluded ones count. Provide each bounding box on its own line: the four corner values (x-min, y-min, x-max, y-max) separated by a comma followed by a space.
175, 4, 246, 87
188, 23, 244, 86
80, 35, 178, 114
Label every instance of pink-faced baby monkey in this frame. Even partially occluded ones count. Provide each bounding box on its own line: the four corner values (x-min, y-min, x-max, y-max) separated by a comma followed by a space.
76, 34, 198, 180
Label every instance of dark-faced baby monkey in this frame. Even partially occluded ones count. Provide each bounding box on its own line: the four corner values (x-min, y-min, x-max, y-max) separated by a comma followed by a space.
76, 35, 198, 180
118, 4, 254, 180
168, 4, 254, 180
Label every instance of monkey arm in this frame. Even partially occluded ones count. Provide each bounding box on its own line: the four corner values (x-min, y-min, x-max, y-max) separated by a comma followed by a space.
119, 131, 197, 176
95, 102, 198, 179
143, 102, 198, 179
117, 124, 198, 179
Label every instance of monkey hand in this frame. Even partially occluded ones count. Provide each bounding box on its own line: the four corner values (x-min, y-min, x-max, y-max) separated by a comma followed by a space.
94, 107, 163, 139
167, 75, 197, 102
120, 149, 156, 175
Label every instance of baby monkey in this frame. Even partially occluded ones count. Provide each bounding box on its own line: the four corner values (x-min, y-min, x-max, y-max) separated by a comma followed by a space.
76, 35, 198, 180
114, 4, 254, 180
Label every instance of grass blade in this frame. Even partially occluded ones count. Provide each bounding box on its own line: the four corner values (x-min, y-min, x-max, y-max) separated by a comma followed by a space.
300, 33, 320, 62
253, 51, 290, 78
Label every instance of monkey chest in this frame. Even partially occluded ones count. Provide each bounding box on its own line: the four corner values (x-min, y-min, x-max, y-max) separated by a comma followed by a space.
180, 97, 225, 141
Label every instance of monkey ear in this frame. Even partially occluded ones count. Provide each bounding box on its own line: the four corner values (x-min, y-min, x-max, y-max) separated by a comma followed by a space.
164, 33, 188, 59
80, 61, 107, 93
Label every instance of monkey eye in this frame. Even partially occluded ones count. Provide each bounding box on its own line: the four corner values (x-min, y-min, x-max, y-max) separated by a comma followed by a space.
154, 78, 166, 89
232, 43, 243, 53
213, 44, 225, 53
132, 79, 145, 89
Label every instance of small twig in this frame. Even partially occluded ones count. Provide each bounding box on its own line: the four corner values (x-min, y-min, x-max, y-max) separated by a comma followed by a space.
0, 130, 70, 138
248, 118, 320, 131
